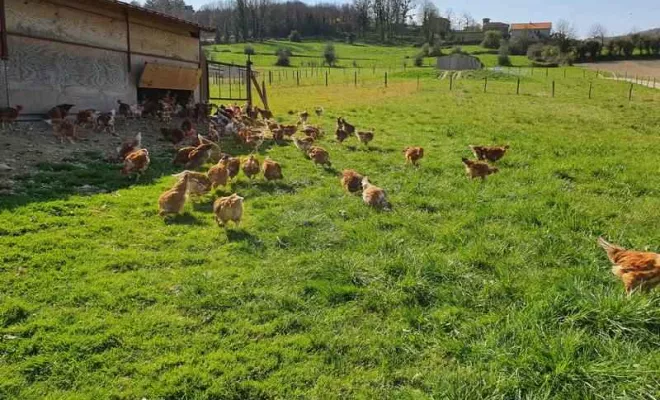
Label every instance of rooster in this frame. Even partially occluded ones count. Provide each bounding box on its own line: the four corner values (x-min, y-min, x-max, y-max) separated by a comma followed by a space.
341, 169, 363, 193
121, 149, 150, 180
262, 158, 283, 181
598, 237, 660, 293
404, 147, 424, 166
213, 193, 244, 227
361, 176, 390, 210
116, 132, 142, 161
469, 145, 510, 162
242, 155, 260, 180
461, 158, 498, 180
0, 105, 23, 130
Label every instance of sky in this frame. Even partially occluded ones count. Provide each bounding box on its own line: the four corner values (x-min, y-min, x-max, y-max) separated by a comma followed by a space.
181, 0, 659, 38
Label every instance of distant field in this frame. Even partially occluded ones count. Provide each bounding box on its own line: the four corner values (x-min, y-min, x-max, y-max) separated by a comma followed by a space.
579, 59, 660, 81
205, 40, 534, 69
2, 44, 660, 398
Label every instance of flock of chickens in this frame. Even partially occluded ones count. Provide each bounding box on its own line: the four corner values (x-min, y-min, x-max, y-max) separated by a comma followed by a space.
1, 99, 658, 294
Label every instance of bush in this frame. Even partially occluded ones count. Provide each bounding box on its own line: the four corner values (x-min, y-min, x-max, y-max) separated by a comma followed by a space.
451, 46, 463, 54
243, 45, 255, 55
620, 38, 635, 57
509, 36, 533, 55
428, 43, 444, 57
288, 30, 302, 42
345, 32, 356, 45
275, 47, 292, 66
497, 42, 511, 66
323, 43, 337, 66
420, 43, 430, 56
414, 54, 424, 67
481, 30, 503, 49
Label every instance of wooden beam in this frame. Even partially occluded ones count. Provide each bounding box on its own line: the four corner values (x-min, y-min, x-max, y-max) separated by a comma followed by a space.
125, 10, 131, 72
0, 0, 8, 60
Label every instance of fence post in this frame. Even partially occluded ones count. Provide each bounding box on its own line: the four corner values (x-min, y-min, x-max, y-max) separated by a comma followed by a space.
588, 82, 592, 99
268, 70, 272, 85
296, 70, 300, 86
417, 74, 420, 90
546, 68, 548, 77
384, 72, 388, 87
516, 78, 520, 95
563, 69, 566, 78
628, 83, 633, 101
325, 71, 328, 87
552, 80, 555, 97
245, 58, 252, 105
354, 70, 357, 87
449, 74, 453, 91
484, 76, 487, 93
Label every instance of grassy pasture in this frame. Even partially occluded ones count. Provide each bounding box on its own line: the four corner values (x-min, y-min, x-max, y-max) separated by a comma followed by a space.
1, 58, 660, 398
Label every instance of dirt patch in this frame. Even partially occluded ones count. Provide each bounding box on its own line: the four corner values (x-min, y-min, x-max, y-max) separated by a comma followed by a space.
579, 59, 660, 80
0, 118, 211, 193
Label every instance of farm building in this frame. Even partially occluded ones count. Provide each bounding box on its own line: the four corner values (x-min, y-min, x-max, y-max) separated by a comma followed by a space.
510, 22, 553, 39
0, 0, 213, 116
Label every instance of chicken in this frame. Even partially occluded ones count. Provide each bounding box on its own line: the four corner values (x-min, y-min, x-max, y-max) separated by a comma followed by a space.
301, 125, 322, 139
173, 146, 196, 165
469, 145, 510, 162
298, 110, 309, 124
307, 146, 331, 167
45, 119, 78, 144
96, 110, 116, 135
281, 124, 297, 137
461, 157, 499, 180
271, 128, 284, 141
159, 100, 173, 123
161, 127, 185, 144
341, 169, 363, 193
121, 149, 150, 180
241, 154, 260, 179
262, 158, 283, 181
404, 147, 424, 166
356, 130, 374, 145
76, 109, 97, 128
339, 117, 355, 134
199, 135, 222, 163
142, 99, 160, 117
158, 173, 189, 216
598, 237, 660, 293
116, 132, 142, 161
213, 193, 244, 227
293, 136, 315, 153
117, 100, 131, 118
207, 160, 230, 188
361, 176, 390, 209
335, 124, 349, 143
130, 104, 143, 118
221, 155, 241, 180
315, 107, 324, 117
173, 171, 211, 196
185, 143, 214, 170
47, 104, 75, 120
0, 105, 23, 129
208, 123, 220, 142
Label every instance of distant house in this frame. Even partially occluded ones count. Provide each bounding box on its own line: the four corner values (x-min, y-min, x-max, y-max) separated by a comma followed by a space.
482, 18, 509, 37
450, 30, 484, 44
510, 22, 552, 39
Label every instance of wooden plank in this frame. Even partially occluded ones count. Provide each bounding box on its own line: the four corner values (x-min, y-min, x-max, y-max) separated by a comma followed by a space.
0, 0, 8, 59
139, 62, 201, 91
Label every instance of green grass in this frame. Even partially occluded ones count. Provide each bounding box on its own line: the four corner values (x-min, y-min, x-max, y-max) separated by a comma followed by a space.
1, 66, 660, 398
206, 40, 534, 68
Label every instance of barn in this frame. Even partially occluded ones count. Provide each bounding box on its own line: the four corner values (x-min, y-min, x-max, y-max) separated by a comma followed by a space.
0, 0, 213, 117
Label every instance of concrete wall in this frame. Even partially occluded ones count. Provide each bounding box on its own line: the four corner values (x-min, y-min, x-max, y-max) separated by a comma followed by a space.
3, 0, 202, 114
436, 54, 483, 70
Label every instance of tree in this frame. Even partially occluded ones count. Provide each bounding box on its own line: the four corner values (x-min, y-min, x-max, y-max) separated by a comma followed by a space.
353, 0, 371, 38
420, 1, 440, 44
589, 24, 607, 47
275, 47, 291, 66
481, 30, 503, 49
288, 30, 302, 42
323, 43, 337, 66
553, 19, 576, 53
497, 41, 511, 66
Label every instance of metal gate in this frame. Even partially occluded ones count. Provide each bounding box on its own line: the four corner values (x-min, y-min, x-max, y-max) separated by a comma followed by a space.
207, 60, 253, 105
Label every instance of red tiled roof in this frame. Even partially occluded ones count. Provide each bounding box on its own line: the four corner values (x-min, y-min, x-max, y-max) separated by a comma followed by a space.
510, 22, 552, 31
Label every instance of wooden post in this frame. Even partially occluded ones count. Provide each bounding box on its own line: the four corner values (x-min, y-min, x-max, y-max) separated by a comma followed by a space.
588, 82, 592, 99
296, 70, 299, 86
354, 71, 357, 87
325, 71, 328, 86
546, 68, 548, 77
268, 70, 272, 85
552, 80, 555, 97
449, 74, 453, 91
124, 10, 132, 72
384, 72, 388, 87
516, 78, 520, 95
628, 83, 633, 101
484, 76, 487, 92
417, 74, 420, 90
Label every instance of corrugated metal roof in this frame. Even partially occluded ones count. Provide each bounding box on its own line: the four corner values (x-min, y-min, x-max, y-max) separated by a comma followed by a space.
510, 22, 552, 31
101, 0, 214, 32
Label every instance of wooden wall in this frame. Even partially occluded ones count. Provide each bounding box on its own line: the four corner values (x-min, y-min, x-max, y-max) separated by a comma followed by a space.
3, 0, 202, 114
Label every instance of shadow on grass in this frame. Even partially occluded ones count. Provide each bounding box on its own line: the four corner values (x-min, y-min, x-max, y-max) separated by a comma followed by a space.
163, 212, 205, 226
0, 151, 181, 211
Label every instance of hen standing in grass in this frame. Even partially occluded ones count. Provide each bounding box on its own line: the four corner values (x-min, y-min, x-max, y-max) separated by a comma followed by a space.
598, 237, 660, 293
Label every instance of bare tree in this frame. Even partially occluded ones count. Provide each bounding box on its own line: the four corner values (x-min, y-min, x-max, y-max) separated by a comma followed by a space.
589, 23, 607, 46
444, 8, 455, 30
553, 19, 577, 53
